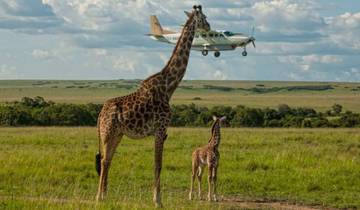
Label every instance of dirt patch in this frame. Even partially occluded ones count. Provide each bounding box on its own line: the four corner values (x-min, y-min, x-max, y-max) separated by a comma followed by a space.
0, 195, 94, 205
1, 195, 338, 210
220, 197, 335, 210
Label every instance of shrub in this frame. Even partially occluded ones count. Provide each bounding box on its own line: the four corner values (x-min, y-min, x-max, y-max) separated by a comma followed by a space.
0, 97, 359, 128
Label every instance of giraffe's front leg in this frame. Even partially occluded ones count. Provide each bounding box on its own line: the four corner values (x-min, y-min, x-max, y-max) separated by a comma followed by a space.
212, 166, 218, 202
153, 128, 167, 208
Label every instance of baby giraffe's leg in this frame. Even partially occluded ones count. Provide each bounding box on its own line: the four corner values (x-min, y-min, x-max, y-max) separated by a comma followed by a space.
207, 165, 213, 201
212, 166, 218, 202
197, 166, 203, 199
189, 159, 198, 200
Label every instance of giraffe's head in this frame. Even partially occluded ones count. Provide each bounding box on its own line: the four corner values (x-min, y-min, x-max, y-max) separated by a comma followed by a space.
185, 5, 210, 32
212, 116, 227, 128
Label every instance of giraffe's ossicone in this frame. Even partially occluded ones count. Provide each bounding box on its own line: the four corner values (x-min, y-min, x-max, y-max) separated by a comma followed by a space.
95, 5, 210, 208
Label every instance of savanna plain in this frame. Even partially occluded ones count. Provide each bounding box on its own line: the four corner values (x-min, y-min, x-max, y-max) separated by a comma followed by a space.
0, 80, 359, 209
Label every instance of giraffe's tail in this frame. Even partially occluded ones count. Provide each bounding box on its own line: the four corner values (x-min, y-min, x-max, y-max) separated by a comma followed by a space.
95, 152, 101, 176
95, 116, 102, 176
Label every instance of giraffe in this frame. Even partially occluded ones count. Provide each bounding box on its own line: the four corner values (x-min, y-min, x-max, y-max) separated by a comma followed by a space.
95, 5, 210, 207
189, 116, 226, 202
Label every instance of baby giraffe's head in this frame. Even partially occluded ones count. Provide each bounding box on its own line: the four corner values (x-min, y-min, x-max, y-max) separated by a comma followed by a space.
212, 115, 227, 129
209, 116, 227, 145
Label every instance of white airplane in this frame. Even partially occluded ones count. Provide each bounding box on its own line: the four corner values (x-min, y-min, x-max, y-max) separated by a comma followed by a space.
148, 15, 256, 58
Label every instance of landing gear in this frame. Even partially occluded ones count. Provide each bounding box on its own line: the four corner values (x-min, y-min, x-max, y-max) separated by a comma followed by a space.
242, 47, 248, 56
214, 51, 220, 58
202, 50, 208, 56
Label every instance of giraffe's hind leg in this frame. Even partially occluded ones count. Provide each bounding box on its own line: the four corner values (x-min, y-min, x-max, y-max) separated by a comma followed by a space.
197, 165, 204, 200
96, 131, 122, 201
189, 157, 198, 200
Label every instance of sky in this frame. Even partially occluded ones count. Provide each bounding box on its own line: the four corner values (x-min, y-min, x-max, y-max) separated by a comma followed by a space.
0, 0, 359, 82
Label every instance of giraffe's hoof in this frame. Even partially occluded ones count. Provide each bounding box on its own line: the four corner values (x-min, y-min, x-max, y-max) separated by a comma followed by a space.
155, 202, 163, 208
96, 195, 102, 202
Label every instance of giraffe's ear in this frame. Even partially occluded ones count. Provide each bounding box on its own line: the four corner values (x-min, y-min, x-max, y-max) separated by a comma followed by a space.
184, 11, 192, 17
220, 116, 227, 121
212, 116, 217, 121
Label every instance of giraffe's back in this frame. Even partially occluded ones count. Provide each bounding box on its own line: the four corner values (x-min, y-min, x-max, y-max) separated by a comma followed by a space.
192, 145, 219, 167
98, 90, 171, 139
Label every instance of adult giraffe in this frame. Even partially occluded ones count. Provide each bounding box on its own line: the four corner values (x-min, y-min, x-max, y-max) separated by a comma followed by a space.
95, 5, 210, 207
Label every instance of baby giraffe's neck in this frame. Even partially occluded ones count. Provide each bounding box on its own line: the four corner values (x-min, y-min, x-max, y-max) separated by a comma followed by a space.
208, 122, 221, 148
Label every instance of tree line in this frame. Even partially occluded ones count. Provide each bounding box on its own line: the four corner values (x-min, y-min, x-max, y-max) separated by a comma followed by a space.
0, 96, 359, 128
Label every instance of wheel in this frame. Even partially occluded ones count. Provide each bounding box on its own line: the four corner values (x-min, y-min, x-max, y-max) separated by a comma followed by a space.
214, 51, 220, 57
242, 51, 248, 56
202, 50, 208, 56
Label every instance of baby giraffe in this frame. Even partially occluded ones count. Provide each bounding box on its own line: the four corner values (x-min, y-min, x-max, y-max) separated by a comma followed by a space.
189, 116, 226, 201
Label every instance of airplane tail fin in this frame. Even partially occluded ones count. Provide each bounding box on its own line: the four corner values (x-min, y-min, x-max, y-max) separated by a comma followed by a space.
150, 15, 175, 35
150, 15, 163, 35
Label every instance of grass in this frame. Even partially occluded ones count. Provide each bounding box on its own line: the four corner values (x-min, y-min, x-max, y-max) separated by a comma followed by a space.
0, 80, 360, 112
0, 127, 359, 209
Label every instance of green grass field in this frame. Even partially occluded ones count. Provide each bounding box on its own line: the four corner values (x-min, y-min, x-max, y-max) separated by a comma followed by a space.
1, 127, 359, 209
1, 80, 360, 112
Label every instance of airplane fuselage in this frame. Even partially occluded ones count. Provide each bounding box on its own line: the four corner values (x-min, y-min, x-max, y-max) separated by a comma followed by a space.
153, 31, 250, 51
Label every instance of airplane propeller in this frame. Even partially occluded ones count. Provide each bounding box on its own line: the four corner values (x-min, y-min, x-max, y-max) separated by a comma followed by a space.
250, 37, 256, 48
249, 26, 256, 48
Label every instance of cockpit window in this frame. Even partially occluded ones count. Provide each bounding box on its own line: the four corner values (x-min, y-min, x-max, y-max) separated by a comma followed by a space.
224, 31, 235, 36
201, 33, 207, 38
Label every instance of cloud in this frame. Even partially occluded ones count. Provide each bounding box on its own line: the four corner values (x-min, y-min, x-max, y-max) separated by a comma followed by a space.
0, 0, 359, 82
302, 55, 342, 64
0, 0, 54, 17
278, 54, 343, 64
112, 56, 137, 73
277, 54, 343, 76
213, 70, 227, 80
327, 12, 360, 50
0, 64, 19, 79
0, 0, 63, 32
250, 0, 326, 42
32, 49, 53, 59
30, 43, 74, 62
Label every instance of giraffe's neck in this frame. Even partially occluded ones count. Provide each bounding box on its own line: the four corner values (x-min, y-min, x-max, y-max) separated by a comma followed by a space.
208, 122, 221, 148
161, 14, 196, 98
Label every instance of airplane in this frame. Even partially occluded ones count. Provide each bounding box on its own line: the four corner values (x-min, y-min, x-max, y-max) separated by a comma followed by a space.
147, 15, 256, 58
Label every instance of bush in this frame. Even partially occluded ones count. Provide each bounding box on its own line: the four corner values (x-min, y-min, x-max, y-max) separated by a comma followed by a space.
0, 97, 359, 128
